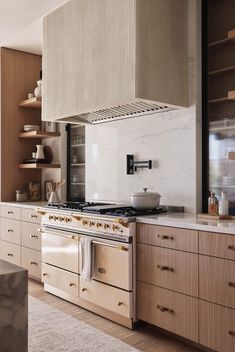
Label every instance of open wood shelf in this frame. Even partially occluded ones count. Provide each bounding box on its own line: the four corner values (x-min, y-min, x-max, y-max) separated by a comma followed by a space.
208, 90, 235, 104
208, 66, 235, 76
71, 144, 85, 147
70, 163, 85, 166
208, 29, 235, 48
19, 97, 41, 109
18, 163, 61, 169
19, 130, 60, 139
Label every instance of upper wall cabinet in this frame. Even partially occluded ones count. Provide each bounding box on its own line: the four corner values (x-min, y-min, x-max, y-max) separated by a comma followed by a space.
42, 0, 188, 124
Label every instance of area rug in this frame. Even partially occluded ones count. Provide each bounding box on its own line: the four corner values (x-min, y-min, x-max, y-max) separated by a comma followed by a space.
29, 296, 139, 352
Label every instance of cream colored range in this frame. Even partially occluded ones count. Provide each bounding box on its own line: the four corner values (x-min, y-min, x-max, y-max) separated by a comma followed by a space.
0, 204, 42, 279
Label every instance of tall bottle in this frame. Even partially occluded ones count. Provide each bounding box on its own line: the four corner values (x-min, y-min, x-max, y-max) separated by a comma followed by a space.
219, 191, 229, 216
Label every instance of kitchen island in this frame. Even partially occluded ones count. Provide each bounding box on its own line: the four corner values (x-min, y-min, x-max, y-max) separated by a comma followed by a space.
0, 260, 28, 352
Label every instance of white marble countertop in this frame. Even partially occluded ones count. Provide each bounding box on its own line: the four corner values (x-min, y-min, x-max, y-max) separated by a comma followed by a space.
0, 201, 47, 209
0, 259, 26, 276
137, 212, 235, 235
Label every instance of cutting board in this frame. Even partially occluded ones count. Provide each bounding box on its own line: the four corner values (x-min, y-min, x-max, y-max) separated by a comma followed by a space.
198, 213, 234, 220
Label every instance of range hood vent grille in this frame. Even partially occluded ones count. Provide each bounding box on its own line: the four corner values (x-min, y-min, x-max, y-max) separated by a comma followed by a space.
60, 101, 172, 125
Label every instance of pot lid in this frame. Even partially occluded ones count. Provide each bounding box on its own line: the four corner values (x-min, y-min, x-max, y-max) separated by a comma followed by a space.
131, 188, 161, 197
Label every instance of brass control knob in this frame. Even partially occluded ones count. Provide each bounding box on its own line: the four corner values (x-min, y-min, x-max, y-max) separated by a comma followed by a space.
96, 222, 102, 228
59, 216, 65, 222
104, 223, 110, 230
89, 221, 95, 227
49, 215, 53, 220
112, 225, 119, 231
82, 219, 88, 226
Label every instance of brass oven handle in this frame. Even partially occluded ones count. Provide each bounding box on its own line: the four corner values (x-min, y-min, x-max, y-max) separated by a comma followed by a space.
229, 330, 235, 337
228, 282, 235, 288
92, 240, 128, 251
157, 264, 174, 272
157, 305, 174, 313
157, 234, 174, 240
228, 245, 235, 251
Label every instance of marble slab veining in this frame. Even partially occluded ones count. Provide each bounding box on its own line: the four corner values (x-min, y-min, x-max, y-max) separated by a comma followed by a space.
0, 260, 28, 352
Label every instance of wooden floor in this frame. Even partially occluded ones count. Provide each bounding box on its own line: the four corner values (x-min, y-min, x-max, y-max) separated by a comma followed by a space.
29, 279, 203, 352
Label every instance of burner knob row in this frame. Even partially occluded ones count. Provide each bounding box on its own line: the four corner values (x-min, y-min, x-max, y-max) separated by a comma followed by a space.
48, 215, 72, 223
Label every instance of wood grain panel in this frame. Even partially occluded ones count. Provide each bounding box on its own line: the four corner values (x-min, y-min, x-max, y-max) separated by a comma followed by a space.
199, 231, 235, 260
199, 255, 235, 309
137, 282, 198, 342
0, 48, 42, 201
200, 300, 235, 352
137, 243, 198, 297
137, 223, 198, 253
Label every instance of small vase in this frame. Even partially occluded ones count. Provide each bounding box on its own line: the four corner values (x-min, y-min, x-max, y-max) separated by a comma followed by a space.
34, 80, 42, 98
35, 145, 45, 160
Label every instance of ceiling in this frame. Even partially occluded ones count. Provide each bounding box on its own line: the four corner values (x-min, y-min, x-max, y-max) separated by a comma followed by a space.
0, 0, 67, 55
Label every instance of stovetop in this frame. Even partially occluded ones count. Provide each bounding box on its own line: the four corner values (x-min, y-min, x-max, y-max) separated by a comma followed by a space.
47, 201, 167, 217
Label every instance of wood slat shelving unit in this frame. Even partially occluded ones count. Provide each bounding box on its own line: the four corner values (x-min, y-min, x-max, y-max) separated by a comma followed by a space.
18, 163, 61, 169
19, 130, 60, 139
19, 97, 42, 109
208, 29, 235, 48
208, 90, 235, 104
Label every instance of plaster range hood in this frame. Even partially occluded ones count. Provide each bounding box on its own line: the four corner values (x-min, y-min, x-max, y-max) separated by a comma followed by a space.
42, 0, 188, 125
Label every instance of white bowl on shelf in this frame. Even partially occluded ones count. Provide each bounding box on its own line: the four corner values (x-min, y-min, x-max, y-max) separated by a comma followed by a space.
23, 125, 40, 132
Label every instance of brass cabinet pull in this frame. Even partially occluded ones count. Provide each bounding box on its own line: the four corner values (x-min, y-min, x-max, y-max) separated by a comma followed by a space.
157, 305, 174, 313
228, 282, 235, 288
117, 301, 123, 306
228, 245, 235, 251
81, 287, 87, 292
30, 235, 38, 239
30, 214, 38, 219
7, 211, 13, 214
69, 283, 75, 287
98, 267, 106, 274
30, 261, 38, 266
229, 330, 235, 337
157, 234, 174, 240
42, 273, 48, 276
71, 235, 80, 241
7, 229, 13, 233
7, 253, 13, 257
157, 264, 174, 272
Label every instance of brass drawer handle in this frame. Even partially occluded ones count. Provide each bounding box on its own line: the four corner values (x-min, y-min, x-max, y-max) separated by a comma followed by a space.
69, 283, 75, 287
98, 267, 106, 274
157, 234, 174, 240
42, 273, 48, 276
7, 253, 13, 257
228, 245, 235, 251
229, 330, 235, 337
30, 235, 38, 239
157, 305, 174, 313
81, 287, 87, 292
228, 282, 235, 288
30, 214, 38, 219
7, 211, 13, 214
30, 261, 38, 266
117, 301, 123, 306
7, 229, 13, 233
157, 264, 174, 272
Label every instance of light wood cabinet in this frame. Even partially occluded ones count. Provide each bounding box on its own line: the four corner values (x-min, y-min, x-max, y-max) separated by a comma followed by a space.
42, 0, 188, 122
200, 300, 235, 352
137, 243, 198, 297
137, 223, 198, 253
199, 231, 235, 260
137, 282, 198, 342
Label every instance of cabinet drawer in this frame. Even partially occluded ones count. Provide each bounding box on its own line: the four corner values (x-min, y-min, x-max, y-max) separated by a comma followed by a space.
137, 243, 198, 297
22, 247, 41, 279
137, 282, 198, 342
1, 205, 21, 220
199, 231, 235, 260
42, 263, 79, 297
200, 300, 235, 352
92, 241, 132, 290
0, 240, 21, 266
199, 255, 235, 309
22, 208, 41, 224
137, 224, 198, 253
22, 222, 41, 251
1, 218, 21, 245
80, 279, 132, 318
42, 231, 79, 273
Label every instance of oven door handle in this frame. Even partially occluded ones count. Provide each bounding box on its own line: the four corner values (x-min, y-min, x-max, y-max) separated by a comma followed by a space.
91, 240, 128, 251
38, 228, 80, 241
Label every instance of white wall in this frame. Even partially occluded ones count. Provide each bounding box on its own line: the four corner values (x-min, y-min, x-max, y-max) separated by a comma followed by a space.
85, 0, 201, 213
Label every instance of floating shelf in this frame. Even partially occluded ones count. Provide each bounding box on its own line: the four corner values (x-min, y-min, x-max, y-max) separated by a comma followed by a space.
71, 144, 85, 147
208, 66, 235, 77
208, 90, 235, 104
19, 97, 42, 109
70, 163, 85, 166
210, 125, 235, 133
18, 163, 61, 169
19, 130, 61, 139
208, 29, 235, 48
71, 182, 85, 185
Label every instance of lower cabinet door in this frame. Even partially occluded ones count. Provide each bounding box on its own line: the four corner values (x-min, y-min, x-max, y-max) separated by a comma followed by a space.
137, 282, 199, 342
21, 247, 41, 279
0, 240, 21, 266
80, 279, 132, 318
42, 263, 79, 297
200, 300, 235, 352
